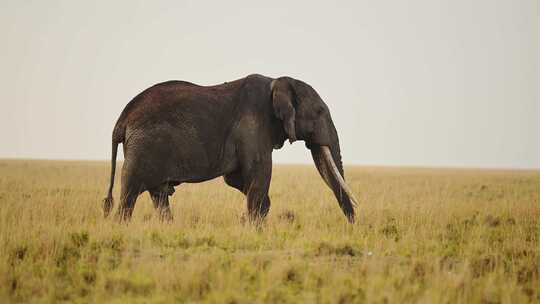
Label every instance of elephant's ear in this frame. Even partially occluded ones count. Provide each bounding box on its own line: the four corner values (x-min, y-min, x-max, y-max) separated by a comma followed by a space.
271, 78, 297, 143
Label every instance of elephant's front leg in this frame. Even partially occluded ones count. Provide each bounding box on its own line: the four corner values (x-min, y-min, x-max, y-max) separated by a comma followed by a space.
242, 156, 272, 223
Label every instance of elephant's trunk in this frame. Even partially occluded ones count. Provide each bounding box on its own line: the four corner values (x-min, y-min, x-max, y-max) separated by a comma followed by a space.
311, 143, 357, 223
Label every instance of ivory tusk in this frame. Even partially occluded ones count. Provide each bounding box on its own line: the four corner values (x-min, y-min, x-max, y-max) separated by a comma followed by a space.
321, 146, 359, 208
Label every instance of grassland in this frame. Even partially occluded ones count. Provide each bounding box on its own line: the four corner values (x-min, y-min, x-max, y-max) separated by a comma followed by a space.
0, 160, 539, 303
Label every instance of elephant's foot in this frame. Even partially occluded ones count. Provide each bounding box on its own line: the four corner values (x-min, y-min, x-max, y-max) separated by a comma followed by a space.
157, 207, 173, 222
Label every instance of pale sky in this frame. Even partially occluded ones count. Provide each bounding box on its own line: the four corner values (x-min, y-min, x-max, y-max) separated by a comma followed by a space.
1, 0, 539, 168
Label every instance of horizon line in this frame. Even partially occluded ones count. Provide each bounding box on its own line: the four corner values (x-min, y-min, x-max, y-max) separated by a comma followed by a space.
1, 157, 539, 172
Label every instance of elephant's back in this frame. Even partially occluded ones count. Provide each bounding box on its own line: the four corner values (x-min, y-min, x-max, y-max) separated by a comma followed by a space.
117, 78, 245, 131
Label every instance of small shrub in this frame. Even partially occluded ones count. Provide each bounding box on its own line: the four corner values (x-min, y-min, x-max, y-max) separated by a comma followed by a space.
470, 255, 497, 278
517, 263, 539, 284
315, 242, 359, 257
9, 245, 28, 265
381, 224, 399, 241
70, 231, 89, 248
484, 215, 501, 227
278, 210, 296, 223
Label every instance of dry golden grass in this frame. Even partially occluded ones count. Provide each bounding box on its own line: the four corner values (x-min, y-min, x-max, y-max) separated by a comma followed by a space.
0, 159, 539, 303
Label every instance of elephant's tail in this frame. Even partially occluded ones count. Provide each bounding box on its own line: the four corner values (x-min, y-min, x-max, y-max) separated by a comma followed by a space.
103, 139, 120, 218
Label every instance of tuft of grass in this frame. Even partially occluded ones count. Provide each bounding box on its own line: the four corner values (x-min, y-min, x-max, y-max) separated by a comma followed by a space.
0, 160, 539, 303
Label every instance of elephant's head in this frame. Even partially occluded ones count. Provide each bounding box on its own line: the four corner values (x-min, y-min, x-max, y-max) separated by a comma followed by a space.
271, 77, 358, 223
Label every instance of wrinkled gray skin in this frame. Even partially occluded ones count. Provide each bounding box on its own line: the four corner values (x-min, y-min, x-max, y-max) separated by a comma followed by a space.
103, 74, 356, 223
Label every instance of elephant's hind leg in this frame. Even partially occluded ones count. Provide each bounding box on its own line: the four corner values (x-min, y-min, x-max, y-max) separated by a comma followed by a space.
115, 162, 143, 222
149, 184, 174, 222
116, 187, 140, 222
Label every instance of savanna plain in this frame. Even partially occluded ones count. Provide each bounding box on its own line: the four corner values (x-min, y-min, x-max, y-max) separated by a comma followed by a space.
0, 160, 539, 303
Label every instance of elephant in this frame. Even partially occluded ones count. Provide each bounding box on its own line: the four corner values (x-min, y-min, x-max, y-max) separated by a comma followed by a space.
102, 74, 359, 223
